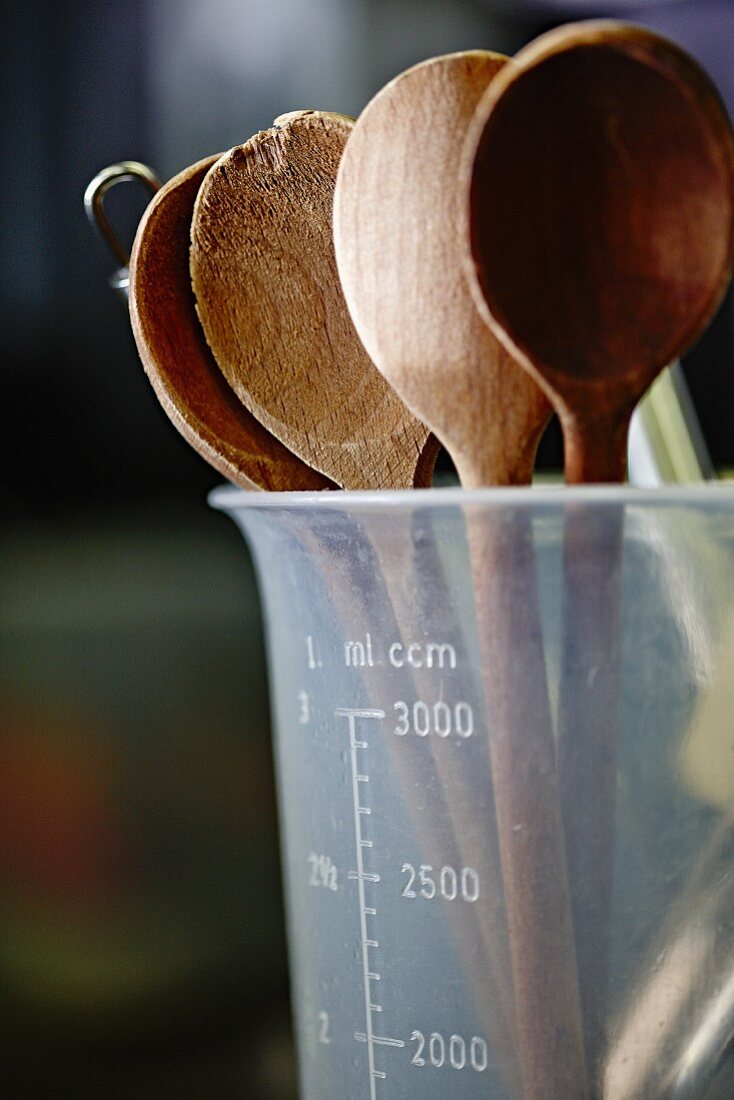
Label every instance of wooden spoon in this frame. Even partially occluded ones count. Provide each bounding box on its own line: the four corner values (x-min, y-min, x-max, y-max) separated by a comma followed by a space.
334, 56, 550, 489
128, 155, 335, 491
333, 52, 588, 1100
190, 111, 437, 490
463, 20, 734, 485
463, 19, 734, 1078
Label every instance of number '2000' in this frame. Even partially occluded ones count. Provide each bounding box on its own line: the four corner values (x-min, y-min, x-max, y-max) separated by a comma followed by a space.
411, 1031, 488, 1072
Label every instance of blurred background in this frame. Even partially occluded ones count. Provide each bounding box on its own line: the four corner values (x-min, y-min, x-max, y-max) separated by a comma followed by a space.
1, 1, 733, 1095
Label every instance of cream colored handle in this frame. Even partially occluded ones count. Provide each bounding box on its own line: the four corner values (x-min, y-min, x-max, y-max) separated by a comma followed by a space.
629, 361, 715, 485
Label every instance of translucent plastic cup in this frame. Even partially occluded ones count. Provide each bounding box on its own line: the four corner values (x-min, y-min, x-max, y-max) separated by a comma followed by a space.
211, 485, 734, 1099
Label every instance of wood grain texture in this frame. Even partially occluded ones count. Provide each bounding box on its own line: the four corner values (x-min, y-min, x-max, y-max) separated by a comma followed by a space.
128, 155, 335, 492
333, 54, 551, 490
190, 111, 437, 490
463, 20, 734, 483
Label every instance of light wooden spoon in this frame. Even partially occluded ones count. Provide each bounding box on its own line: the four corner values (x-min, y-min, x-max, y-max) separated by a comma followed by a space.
334, 56, 550, 489
190, 111, 437, 490
128, 155, 335, 491
333, 52, 588, 1100
463, 19, 734, 1079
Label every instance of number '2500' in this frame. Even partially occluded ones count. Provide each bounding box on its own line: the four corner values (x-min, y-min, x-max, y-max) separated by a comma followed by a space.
401, 863, 480, 903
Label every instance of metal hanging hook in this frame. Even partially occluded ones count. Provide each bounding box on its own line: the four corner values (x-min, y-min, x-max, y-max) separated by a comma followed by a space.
84, 161, 161, 298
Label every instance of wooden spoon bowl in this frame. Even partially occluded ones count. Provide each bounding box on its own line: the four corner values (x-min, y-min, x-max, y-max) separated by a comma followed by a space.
333, 54, 551, 489
463, 20, 734, 482
128, 156, 335, 491
190, 111, 437, 490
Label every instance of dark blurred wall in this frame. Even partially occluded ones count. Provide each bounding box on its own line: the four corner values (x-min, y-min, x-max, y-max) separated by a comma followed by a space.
1, 1, 189, 515
2, 0, 733, 516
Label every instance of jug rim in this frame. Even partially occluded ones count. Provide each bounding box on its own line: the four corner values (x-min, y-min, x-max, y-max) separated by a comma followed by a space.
209, 481, 734, 513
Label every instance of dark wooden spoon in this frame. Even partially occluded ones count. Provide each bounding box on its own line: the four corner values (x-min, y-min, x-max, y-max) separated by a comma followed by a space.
463, 19, 734, 1078
463, 20, 734, 484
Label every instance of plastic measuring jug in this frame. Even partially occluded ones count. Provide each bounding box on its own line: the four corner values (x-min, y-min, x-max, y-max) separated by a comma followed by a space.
210, 484, 734, 1099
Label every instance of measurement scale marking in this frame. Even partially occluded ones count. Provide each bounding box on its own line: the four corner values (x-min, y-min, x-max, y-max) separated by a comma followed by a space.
338, 707, 387, 1100
348, 870, 381, 882
336, 708, 386, 719
354, 1033, 405, 1048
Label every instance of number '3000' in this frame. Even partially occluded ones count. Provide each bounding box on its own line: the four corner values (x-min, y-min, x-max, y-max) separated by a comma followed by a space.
394, 700, 474, 739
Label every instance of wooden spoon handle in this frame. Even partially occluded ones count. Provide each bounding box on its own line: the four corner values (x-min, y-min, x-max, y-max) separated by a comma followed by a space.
560, 402, 629, 1078
558, 498, 625, 1080
469, 508, 590, 1098
561, 410, 631, 485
